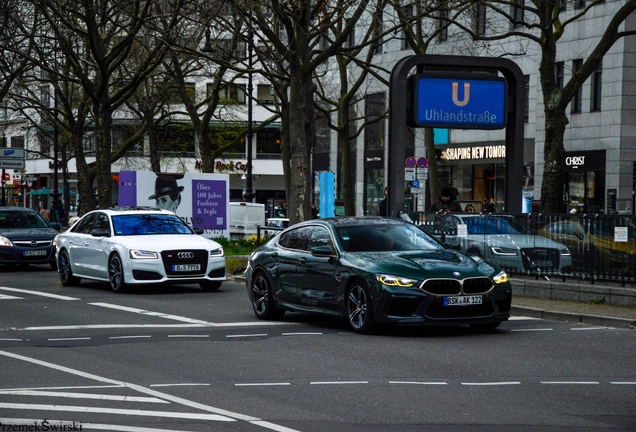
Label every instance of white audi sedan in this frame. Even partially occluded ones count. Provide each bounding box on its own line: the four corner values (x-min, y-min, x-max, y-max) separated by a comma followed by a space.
54, 207, 225, 292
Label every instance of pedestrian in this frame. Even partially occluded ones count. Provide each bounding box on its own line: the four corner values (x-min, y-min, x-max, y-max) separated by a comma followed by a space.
378, 187, 388, 217
465, 204, 476, 213
483, 197, 495, 212
311, 203, 319, 219
40, 205, 50, 221
430, 187, 463, 213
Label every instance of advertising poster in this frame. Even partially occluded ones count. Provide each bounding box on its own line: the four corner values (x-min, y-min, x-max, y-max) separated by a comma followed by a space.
118, 171, 230, 239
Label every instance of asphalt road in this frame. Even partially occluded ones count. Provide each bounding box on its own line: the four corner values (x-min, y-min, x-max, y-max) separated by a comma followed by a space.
0, 265, 635, 432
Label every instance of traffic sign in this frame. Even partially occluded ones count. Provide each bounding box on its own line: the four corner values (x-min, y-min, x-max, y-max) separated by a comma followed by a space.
404, 168, 416, 181
417, 157, 428, 168
405, 157, 417, 168
0, 159, 25, 169
412, 180, 420, 188
0, 147, 25, 158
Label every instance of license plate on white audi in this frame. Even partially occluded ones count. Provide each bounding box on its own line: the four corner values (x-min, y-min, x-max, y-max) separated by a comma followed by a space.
172, 264, 201, 272
535, 260, 553, 267
444, 295, 482, 306
23, 250, 47, 256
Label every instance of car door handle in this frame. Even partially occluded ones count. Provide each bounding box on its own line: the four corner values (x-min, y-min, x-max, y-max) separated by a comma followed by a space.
298, 257, 307, 264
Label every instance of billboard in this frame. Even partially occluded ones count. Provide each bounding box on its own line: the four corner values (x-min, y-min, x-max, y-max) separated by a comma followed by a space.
118, 171, 230, 239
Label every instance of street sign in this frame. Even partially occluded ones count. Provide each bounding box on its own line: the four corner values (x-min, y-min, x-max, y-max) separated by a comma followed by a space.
405, 157, 417, 168
0, 159, 25, 169
416, 168, 428, 179
1, 147, 25, 158
412, 180, 420, 188
404, 168, 416, 181
412, 75, 507, 129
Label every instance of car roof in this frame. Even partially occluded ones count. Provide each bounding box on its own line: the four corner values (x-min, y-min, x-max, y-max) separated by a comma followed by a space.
296, 216, 404, 227
85, 206, 175, 216
0, 207, 38, 213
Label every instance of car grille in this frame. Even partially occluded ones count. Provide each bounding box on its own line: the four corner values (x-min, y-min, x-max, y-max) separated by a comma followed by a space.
13, 240, 53, 247
385, 296, 422, 317
160, 249, 208, 277
520, 248, 560, 270
420, 277, 493, 295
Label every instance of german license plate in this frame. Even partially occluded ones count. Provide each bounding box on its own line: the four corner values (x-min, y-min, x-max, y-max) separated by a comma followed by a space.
172, 264, 201, 272
23, 250, 47, 257
535, 260, 553, 267
444, 295, 482, 306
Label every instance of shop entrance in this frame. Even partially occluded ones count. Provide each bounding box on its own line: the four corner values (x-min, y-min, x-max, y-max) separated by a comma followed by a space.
564, 150, 606, 213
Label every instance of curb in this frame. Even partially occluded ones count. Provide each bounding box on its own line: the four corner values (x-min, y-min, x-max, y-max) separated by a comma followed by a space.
512, 306, 636, 329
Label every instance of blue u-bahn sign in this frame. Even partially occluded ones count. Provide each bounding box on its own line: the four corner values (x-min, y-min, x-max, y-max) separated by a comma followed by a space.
410, 74, 507, 129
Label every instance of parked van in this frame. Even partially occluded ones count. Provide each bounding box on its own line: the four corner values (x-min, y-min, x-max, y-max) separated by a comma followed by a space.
229, 202, 266, 239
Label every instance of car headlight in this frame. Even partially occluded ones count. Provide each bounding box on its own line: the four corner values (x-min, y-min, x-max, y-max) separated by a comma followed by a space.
560, 247, 571, 256
375, 274, 420, 288
0, 236, 13, 247
490, 246, 518, 256
492, 271, 509, 284
129, 250, 159, 259
210, 247, 224, 257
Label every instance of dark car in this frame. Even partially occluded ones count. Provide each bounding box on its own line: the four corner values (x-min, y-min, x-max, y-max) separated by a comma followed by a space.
0, 207, 59, 269
246, 217, 512, 334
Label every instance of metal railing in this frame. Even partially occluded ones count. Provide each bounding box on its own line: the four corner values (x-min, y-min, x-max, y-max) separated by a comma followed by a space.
401, 211, 636, 285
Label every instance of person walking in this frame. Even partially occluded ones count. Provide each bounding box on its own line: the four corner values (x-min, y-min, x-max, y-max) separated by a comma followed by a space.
430, 187, 463, 213
483, 197, 495, 212
40, 205, 50, 221
378, 187, 389, 217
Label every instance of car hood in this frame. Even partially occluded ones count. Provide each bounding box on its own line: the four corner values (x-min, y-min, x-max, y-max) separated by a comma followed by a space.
0, 227, 59, 241
343, 249, 497, 280
105, 234, 222, 251
472, 234, 567, 249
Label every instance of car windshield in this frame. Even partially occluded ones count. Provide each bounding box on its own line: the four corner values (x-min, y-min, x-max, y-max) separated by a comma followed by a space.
460, 217, 520, 235
111, 214, 193, 236
0, 210, 50, 229
337, 222, 443, 252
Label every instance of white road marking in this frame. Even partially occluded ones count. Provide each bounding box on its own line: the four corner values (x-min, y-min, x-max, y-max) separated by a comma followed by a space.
149, 383, 211, 387
0, 350, 301, 431
109, 335, 152, 340
227, 333, 268, 338
89, 302, 211, 324
571, 326, 614, 331
509, 316, 542, 320
0, 287, 79, 300
610, 382, 636, 385
282, 332, 323, 336
0, 338, 22, 341
0, 294, 23, 300
167, 334, 209, 338
0, 385, 124, 391
389, 381, 448, 385
310, 381, 368, 385
48, 337, 91, 341
16, 321, 294, 331
541, 381, 600, 385
0, 390, 168, 403
511, 328, 553, 332
235, 383, 291, 387
0, 418, 191, 432
461, 382, 521, 386
0, 403, 233, 421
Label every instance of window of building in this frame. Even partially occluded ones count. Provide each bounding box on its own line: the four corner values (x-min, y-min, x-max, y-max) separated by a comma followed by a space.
591, 62, 602, 112
39, 134, 52, 156
511, 0, 524, 28
210, 83, 246, 104
438, 0, 449, 42
575, 0, 585, 9
473, 2, 486, 36
555, 62, 564, 89
372, 10, 383, 54
364, 93, 386, 151
256, 84, 275, 104
11, 136, 24, 148
571, 59, 583, 114
256, 129, 281, 157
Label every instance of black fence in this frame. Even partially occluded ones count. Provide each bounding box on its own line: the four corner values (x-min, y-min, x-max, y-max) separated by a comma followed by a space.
400, 211, 636, 285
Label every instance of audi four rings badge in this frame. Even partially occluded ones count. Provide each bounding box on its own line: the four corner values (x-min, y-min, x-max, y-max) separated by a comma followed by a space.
178, 252, 194, 259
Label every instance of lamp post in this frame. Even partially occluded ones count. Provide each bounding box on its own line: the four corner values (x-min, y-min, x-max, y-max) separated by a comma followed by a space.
50, 79, 62, 225
243, 22, 254, 203
1, 133, 6, 206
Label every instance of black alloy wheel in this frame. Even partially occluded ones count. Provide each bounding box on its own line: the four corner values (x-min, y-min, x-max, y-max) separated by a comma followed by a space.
251, 272, 285, 320
346, 280, 375, 334
108, 253, 128, 293
58, 249, 81, 286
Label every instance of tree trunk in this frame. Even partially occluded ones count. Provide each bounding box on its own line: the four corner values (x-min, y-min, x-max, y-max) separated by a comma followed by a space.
540, 109, 569, 213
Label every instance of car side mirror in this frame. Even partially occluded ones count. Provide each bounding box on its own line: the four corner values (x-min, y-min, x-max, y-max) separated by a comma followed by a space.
91, 228, 110, 237
193, 227, 204, 235
311, 246, 334, 257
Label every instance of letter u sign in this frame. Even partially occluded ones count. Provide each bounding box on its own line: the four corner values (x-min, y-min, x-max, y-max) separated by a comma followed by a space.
452, 82, 470, 107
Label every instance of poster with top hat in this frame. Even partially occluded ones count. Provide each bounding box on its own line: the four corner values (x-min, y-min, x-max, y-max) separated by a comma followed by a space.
118, 171, 230, 239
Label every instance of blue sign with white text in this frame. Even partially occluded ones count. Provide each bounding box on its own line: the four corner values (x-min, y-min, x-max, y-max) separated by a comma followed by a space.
414, 76, 507, 129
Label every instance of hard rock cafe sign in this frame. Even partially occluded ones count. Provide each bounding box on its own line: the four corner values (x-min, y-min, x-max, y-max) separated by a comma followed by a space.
195, 160, 248, 173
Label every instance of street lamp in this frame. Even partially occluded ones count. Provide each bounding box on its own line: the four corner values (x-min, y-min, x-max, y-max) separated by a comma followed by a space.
1, 133, 6, 206
50, 80, 62, 225
243, 22, 254, 203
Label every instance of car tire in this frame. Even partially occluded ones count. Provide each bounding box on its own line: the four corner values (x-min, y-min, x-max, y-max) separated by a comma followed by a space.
108, 253, 128, 293
346, 279, 375, 334
58, 250, 81, 286
470, 322, 501, 331
200, 281, 222, 292
251, 272, 285, 320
